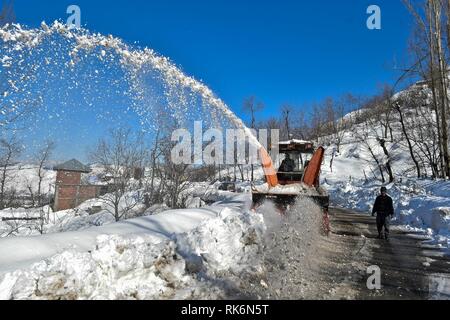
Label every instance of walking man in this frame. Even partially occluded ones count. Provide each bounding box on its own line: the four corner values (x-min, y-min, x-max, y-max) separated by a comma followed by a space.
372, 187, 394, 240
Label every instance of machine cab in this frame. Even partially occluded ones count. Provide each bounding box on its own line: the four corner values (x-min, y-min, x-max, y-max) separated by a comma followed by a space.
276, 140, 315, 185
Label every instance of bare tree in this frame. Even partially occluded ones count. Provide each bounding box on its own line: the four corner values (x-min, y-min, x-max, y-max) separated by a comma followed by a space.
0, 136, 22, 209
34, 140, 55, 207
291, 109, 310, 140
404, 0, 450, 178
281, 105, 294, 140
243, 96, 264, 182
158, 138, 193, 209
145, 128, 162, 207
377, 137, 395, 183
430, 0, 450, 178
394, 99, 422, 178
362, 90, 396, 183
405, 90, 441, 177
89, 128, 147, 222
356, 121, 387, 183
310, 103, 326, 142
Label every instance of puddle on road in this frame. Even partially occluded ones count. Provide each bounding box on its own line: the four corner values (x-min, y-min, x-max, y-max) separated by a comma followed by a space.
405, 233, 433, 241
423, 250, 447, 259
399, 228, 450, 299
420, 243, 444, 250
418, 236, 450, 299
428, 273, 450, 300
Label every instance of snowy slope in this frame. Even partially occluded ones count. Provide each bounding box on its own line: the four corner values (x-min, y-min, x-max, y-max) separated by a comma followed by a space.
318, 96, 450, 250
2, 164, 56, 196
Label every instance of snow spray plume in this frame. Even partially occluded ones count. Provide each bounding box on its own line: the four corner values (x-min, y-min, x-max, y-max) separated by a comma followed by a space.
0, 22, 262, 150
256, 197, 324, 298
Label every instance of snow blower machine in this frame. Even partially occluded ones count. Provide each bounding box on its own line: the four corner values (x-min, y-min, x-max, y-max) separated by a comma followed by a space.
252, 140, 330, 234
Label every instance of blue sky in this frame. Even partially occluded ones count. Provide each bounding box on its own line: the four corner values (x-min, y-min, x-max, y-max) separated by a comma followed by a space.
14, 0, 413, 122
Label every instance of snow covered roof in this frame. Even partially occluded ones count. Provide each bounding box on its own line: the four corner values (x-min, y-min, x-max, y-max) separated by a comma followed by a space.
279, 139, 313, 145
53, 159, 91, 173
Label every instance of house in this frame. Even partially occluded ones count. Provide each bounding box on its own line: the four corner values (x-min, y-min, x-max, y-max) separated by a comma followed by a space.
53, 159, 100, 211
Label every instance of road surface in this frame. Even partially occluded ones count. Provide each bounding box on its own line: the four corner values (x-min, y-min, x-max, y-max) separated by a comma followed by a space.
236, 206, 450, 300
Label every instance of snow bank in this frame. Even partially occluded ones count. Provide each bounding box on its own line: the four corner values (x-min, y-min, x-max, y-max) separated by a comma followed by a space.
0, 208, 219, 273
177, 208, 265, 274
0, 195, 266, 300
0, 235, 185, 300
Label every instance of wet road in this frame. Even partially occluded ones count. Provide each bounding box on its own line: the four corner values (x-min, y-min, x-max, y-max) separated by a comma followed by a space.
236, 206, 450, 300
324, 207, 450, 300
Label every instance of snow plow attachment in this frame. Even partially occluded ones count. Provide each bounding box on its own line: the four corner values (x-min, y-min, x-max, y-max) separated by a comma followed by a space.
259, 146, 279, 188
252, 142, 330, 234
252, 192, 329, 212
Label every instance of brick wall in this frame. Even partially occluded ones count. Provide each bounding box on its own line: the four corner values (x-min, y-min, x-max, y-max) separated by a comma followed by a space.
56, 196, 77, 211
56, 171, 81, 185
78, 185, 98, 199
54, 170, 100, 211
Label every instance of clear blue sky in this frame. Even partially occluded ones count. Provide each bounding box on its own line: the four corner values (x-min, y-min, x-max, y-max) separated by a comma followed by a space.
14, 0, 413, 122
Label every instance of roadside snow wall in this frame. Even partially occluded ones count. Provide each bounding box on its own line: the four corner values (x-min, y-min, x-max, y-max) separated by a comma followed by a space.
0, 208, 265, 300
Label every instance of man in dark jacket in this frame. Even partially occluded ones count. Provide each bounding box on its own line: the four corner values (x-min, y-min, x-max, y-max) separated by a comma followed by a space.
279, 153, 296, 173
372, 187, 394, 240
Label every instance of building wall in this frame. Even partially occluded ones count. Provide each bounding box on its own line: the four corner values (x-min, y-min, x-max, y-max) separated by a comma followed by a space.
54, 170, 100, 211
56, 171, 82, 185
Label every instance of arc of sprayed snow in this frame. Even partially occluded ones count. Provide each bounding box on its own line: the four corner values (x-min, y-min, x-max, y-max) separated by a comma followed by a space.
1, 21, 262, 149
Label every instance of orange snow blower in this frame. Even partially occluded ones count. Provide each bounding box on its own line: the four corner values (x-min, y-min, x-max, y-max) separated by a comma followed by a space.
252, 140, 330, 234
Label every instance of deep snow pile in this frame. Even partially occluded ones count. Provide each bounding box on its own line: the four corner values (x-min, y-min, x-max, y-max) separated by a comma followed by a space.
253, 198, 324, 299
0, 235, 188, 300
0, 196, 265, 300
177, 207, 264, 275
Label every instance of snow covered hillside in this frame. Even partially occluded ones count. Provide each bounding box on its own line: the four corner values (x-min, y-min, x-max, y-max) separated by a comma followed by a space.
0, 164, 55, 198
318, 82, 450, 251
321, 142, 450, 249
